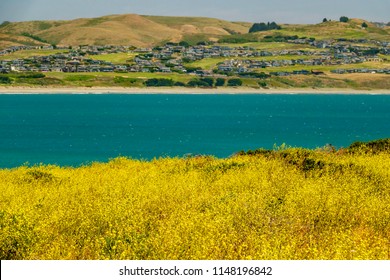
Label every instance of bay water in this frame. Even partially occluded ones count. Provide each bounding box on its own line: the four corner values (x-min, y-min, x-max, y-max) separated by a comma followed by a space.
0, 93, 389, 168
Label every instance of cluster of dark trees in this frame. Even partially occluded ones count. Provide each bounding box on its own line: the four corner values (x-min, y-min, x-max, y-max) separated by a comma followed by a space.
0, 76, 12, 84
21, 32, 49, 44
249, 22, 281, 33
144, 77, 243, 87
322, 16, 350, 23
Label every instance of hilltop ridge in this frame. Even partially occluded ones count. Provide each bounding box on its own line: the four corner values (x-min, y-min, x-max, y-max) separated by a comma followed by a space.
0, 14, 388, 49
0, 14, 250, 48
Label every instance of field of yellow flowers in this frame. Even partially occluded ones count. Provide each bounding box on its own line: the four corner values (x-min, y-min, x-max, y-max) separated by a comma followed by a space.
1, 140, 389, 260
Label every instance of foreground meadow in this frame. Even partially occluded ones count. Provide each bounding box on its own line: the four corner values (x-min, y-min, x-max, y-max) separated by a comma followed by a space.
1, 142, 390, 260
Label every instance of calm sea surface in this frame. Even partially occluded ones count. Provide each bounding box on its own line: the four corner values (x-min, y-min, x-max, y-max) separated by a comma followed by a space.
1, 93, 389, 168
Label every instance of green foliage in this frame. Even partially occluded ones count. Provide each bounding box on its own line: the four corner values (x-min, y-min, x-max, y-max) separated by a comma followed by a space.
0, 21, 11, 27
187, 79, 211, 87
144, 78, 175, 87
323, 18, 328, 23
261, 34, 301, 43
249, 22, 281, 33
0, 76, 12, 84
15, 77, 63, 86
227, 78, 243, 86
240, 72, 270, 79
340, 16, 349, 23
218, 34, 259, 44
174, 81, 186, 87
114, 76, 139, 85
196, 41, 209, 46
348, 139, 390, 154
200, 77, 214, 87
258, 81, 268, 88
362, 22, 368, 28
184, 66, 202, 73
21, 32, 49, 44
179, 41, 190, 47
215, 78, 225, 87
18, 73, 46, 79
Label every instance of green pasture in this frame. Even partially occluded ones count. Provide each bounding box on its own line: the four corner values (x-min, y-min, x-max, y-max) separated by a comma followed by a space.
0, 49, 68, 60
88, 53, 137, 64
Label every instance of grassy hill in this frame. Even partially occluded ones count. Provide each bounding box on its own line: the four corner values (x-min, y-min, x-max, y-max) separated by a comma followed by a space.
0, 14, 251, 48
0, 32, 47, 49
220, 18, 390, 42
1, 15, 388, 49
279, 19, 389, 40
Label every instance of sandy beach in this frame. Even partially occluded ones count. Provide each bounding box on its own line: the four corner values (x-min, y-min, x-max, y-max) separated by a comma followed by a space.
1, 86, 390, 94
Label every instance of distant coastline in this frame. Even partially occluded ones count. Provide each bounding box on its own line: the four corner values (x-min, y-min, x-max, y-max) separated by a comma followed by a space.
1, 86, 390, 94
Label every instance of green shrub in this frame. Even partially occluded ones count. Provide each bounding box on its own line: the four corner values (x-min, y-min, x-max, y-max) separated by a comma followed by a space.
215, 78, 225, 87
349, 139, 390, 154
144, 78, 174, 87
0, 76, 12, 84
187, 79, 210, 87
227, 78, 243, 86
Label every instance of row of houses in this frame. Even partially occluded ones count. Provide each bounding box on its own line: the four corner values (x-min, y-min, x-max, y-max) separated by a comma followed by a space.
0, 39, 388, 75
217, 54, 385, 73
330, 68, 390, 74
0, 44, 133, 56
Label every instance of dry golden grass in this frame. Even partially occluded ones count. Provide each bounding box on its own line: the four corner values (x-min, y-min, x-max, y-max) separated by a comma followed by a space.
1, 15, 388, 48
1, 144, 389, 260
0, 14, 252, 47
0, 32, 46, 49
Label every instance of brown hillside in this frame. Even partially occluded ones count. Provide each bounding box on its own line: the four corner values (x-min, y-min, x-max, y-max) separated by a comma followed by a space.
0, 14, 252, 47
34, 14, 183, 47
0, 32, 47, 49
1, 15, 388, 48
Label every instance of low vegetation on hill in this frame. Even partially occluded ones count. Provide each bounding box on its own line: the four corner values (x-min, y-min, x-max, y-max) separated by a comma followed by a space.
0, 14, 251, 48
1, 139, 389, 260
0, 15, 388, 49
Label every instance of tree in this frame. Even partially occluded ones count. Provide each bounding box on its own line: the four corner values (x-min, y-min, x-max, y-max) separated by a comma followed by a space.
340, 16, 349, 23
179, 41, 190, 47
323, 18, 328, 23
215, 78, 225, 87
200, 77, 214, 87
174, 81, 186, 87
227, 78, 243, 87
362, 22, 368, 28
0, 76, 11, 84
144, 78, 174, 87
258, 81, 267, 88
187, 79, 210, 87
249, 22, 281, 33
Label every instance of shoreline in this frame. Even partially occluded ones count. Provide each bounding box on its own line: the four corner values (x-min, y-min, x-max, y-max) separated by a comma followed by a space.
1, 86, 390, 94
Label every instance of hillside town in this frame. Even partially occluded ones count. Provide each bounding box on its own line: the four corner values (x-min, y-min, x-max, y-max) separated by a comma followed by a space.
0, 38, 389, 76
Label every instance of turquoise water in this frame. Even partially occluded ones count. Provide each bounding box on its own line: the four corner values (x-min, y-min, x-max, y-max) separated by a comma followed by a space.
0, 94, 389, 168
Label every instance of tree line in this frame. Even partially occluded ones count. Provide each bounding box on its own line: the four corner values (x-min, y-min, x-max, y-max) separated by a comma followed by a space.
144, 77, 243, 87
249, 22, 281, 33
